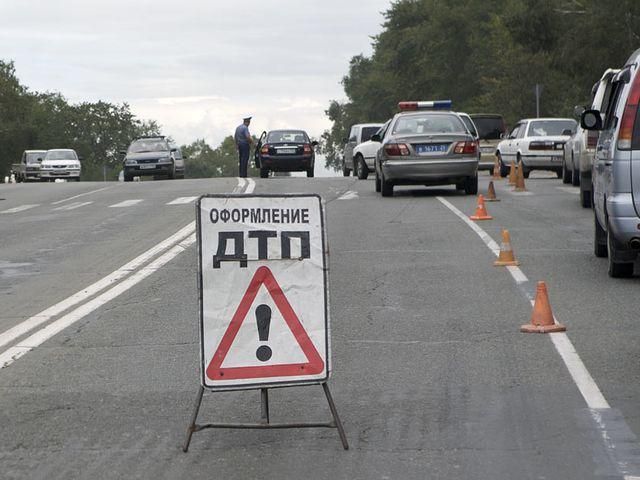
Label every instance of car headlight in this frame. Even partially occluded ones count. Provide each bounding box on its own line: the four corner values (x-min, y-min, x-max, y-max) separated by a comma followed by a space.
125, 159, 137, 165
157, 155, 172, 163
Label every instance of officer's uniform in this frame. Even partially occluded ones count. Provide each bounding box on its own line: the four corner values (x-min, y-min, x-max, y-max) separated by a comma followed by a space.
234, 117, 252, 178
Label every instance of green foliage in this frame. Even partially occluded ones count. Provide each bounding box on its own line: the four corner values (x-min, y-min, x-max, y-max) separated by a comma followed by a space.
323, 0, 640, 170
181, 136, 260, 178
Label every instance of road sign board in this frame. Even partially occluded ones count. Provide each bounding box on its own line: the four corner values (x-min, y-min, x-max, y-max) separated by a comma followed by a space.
197, 194, 329, 390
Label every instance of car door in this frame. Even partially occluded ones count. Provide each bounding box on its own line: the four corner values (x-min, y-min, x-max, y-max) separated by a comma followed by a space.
344, 126, 359, 169
501, 124, 521, 160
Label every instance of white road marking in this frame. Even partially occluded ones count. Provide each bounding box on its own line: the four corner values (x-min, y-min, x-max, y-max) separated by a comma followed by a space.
557, 186, 579, 195
245, 178, 256, 194
52, 201, 93, 211
51, 186, 112, 205
437, 196, 611, 412
167, 196, 198, 205
0, 234, 196, 369
507, 265, 528, 284
338, 191, 359, 200
109, 199, 143, 208
233, 177, 247, 193
509, 191, 534, 196
0, 222, 196, 349
1, 204, 39, 214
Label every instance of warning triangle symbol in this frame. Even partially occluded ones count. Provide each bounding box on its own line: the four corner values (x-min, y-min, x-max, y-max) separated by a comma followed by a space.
206, 266, 325, 381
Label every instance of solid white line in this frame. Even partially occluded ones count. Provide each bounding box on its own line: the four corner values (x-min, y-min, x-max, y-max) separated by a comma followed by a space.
109, 199, 143, 208
1, 204, 39, 214
52, 201, 93, 211
436, 197, 500, 254
0, 221, 196, 349
507, 265, 528, 284
0, 234, 196, 369
436, 196, 612, 413
51, 186, 111, 205
167, 196, 198, 205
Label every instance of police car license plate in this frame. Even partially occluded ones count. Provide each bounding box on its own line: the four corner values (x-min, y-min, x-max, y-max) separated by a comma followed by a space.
140, 165, 155, 169
416, 144, 448, 154
278, 148, 296, 154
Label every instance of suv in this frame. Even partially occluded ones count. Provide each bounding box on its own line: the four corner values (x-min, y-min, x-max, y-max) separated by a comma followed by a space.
470, 114, 507, 172
122, 136, 185, 182
342, 123, 383, 176
582, 49, 640, 277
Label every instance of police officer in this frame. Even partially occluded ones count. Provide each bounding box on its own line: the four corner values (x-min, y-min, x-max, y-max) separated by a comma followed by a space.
234, 115, 253, 178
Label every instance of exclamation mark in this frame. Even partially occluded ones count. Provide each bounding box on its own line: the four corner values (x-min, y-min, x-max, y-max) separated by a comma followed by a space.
255, 304, 272, 362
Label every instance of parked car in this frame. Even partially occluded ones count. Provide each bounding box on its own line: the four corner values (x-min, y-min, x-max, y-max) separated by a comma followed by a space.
373, 100, 479, 197
254, 129, 317, 178
581, 49, 640, 277
342, 123, 383, 176
496, 118, 577, 178
39, 149, 82, 181
351, 121, 390, 179
11, 150, 47, 182
563, 68, 619, 207
470, 114, 507, 172
457, 112, 483, 169
122, 136, 184, 182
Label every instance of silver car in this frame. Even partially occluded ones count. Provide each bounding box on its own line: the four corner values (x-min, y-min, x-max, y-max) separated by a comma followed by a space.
582, 49, 640, 277
373, 102, 479, 197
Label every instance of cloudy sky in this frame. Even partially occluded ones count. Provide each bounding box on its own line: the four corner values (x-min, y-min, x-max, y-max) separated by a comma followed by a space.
0, 0, 391, 148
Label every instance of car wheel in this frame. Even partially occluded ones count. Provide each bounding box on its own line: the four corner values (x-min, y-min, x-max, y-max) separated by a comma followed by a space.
594, 211, 607, 257
522, 168, 530, 179
562, 160, 571, 183
607, 219, 634, 277
464, 174, 478, 195
260, 167, 269, 178
307, 167, 314, 178
74, 177, 81, 182
497, 153, 508, 177
580, 182, 592, 208
380, 169, 393, 197
375, 169, 381, 192
556, 169, 563, 179
356, 156, 369, 180
124, 174, 133, 182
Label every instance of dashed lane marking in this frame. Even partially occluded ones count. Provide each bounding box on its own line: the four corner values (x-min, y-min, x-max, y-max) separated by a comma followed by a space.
51, 186, 112, 205
109, 199, 143, 208
167, 197, 198, 205
1, 204, 39, 214
52, 201, 93, 211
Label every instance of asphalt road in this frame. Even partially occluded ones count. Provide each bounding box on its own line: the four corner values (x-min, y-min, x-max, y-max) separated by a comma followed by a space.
2, 173, 640, 479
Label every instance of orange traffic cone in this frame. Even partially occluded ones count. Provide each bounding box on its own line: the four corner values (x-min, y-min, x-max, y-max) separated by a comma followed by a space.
513, 162, 527, 192
485, 181, 500, 202
470, 194, 493, 220
521, 281, 566, 333
508, 161, 517, 185
492, 157, 501, 180
494, 229, 519, 266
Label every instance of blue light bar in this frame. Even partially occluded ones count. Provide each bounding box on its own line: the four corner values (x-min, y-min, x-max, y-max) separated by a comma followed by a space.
398, 100, 453, 111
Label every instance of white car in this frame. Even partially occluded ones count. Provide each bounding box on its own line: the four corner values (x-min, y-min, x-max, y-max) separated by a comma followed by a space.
39, 149, 82, 181
352, 120, 390, 179
496, 118, 577, 178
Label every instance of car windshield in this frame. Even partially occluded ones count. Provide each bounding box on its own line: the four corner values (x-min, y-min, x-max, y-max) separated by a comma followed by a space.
460, 116, 478, 137
26, 152, 45, 163
361, 126, 380, 142
527, 120, 577, 137
45, 150, 77, 160
128, 139, 169, 153
266, 131, 308, 143
392, 114, 466, 135
471, 116, 505, 140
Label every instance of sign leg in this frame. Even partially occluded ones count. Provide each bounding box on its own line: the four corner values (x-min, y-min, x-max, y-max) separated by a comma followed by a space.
260, 388, 270, 424
322, 383, 349, 450
183, 386, 204, 452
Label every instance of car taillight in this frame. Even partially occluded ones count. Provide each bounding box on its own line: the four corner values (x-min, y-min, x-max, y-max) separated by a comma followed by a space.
453, 141, 477, 154
303, 144, 312, 154
587, 130, 599, 148
618, 69, 640, 150
529, 141, 554, 150
384, 143, 411, 156
260, 144, 270, 155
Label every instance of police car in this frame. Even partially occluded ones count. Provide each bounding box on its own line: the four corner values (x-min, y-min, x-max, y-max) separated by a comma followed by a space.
373, 101, 479, 196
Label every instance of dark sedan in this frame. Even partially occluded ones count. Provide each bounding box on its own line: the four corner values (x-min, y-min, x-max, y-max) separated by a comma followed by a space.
254, 130, 317, 178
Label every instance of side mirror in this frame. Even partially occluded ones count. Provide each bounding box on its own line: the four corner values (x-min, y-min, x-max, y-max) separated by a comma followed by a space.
119, 150, 127, 155
371, 134, 381, 142
37, 158, 43, 162
562, 129, 573, 136
499, 133, 505, 139
311, 140, 319, 147
581, 110, 603, 131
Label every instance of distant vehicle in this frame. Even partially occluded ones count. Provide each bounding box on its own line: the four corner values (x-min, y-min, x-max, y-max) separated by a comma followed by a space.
11, 150, 47, 182
581, 48, 640, 277
470, 114, 507, 172
39, 149, 82, 181
342, 123, 383, 176
373, 100, 479, 197
563, 68, 619, 207
352, 121, 390, 179
496, 118, 577, 178
254, 129, 317, 178
122, 136, 184, 182
457, 112, 482, 168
